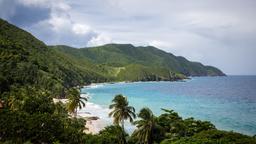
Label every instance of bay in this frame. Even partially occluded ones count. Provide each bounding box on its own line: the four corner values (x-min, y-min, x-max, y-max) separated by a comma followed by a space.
81, 76, 256, 135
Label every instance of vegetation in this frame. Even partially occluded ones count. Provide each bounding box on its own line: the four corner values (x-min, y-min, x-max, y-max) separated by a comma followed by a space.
0, 18, 224, 99
132, 108, 159, 144
66, 88, 87, 117
1, 89, 255, 143
52, 44, 225, 81
0, 87, 88, 143
0, 18, 110, 99
109, 94, 136, 144
0, 18, 254, 144
109, 94, 136, 129
161, 130, 256, 144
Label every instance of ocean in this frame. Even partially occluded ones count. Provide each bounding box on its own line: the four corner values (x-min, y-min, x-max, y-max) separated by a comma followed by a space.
80, 76, 256, 135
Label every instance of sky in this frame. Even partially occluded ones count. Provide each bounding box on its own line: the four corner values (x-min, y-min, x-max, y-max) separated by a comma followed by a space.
0, 0, 256, 75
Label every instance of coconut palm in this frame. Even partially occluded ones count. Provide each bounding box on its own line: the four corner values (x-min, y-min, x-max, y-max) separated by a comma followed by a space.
133, 107, 156, 144
109, 94, 136, 144
66, 88, 87, 117
109, 94, 136, 131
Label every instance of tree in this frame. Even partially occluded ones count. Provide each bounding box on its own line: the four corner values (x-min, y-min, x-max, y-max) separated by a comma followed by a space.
109, 94, 136, 130
109, 94, 136, 144
66, 88, 87, 117
97, 125, 128, 144
132, 107, 156, 144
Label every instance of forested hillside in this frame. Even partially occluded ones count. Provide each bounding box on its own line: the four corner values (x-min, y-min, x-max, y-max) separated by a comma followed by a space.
0, 18, 225, 97
1, 18, 255, 144
51, 43, 225, 80
0, 19, 110, 97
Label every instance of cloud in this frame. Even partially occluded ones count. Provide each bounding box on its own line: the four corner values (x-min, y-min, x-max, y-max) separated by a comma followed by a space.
87, 34, 112, 47
17, 0, 52, 7
149, 40, 170, 48
28, 14, 97, 47
149, 40, 178, 53
72, 24, 92, 35
1, 0, 256, 74
0, 0, 106, 47
17, 0, 71, 10
0, 0, 17, 19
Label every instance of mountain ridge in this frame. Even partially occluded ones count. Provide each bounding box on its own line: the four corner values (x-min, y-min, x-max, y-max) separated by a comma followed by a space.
51, 43, 225, 77
0, 18, 225, 97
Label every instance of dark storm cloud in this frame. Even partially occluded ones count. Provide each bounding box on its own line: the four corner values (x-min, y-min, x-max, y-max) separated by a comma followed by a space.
9, 4, 50, 27
0, 0, 50, 27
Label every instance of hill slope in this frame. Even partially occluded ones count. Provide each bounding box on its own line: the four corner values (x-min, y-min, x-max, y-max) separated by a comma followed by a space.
0, 18, 225, 97
0, 19, 110, 96
51, 44, 225, 79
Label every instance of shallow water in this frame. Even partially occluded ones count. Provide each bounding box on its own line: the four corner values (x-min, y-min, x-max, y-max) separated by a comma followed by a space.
80, 76, 256, 135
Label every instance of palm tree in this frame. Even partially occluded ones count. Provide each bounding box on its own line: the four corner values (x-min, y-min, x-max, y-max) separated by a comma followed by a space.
109, 94, 136, 131
133, 107, 156, 144
66, 88, 87, 117
109, 94, 136, 144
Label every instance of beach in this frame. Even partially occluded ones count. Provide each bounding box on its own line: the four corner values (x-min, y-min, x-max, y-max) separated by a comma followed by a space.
84, 118, 106, 134
53, 92, 110, 134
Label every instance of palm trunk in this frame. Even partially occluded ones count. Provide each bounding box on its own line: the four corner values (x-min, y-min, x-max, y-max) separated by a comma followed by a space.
121, 119, 124, 132
121, 118, 127, 144
75, 107, 77, 117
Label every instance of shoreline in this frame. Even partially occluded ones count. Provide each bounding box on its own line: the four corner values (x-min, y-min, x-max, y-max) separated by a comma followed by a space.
79, 80, 191, 134
81, 79, 256, 136
78, 100, 111, 134
81, 75, 227, 89
53, 95, 110, 134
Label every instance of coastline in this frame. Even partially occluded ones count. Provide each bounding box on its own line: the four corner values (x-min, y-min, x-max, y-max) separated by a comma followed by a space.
78, 100, 112, 134
53, 92, 110, 134
71, 77, 220, 134
80, 78, 256, 136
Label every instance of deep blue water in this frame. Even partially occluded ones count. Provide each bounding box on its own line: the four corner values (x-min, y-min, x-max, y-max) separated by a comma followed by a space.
81, 76, 256, 135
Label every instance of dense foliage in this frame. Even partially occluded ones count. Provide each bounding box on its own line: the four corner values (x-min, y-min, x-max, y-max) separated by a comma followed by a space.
0, 18, 224, 96
0, 87, 88, 143
109, 94, 136, 144
1, 89, 255, 143
0, 18, 254, 144
66, 88, 87, 117
0, 19, 110, 97
161, 130, 256, 144
52, 44, 225, 81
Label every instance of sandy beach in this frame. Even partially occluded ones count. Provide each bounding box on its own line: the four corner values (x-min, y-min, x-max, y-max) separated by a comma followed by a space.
84, 118, 107, 134
78, 100, 111, 134
53, 94, 110, 134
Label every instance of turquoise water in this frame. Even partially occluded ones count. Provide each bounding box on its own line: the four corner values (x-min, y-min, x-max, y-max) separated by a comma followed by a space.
81, 76, 256, 135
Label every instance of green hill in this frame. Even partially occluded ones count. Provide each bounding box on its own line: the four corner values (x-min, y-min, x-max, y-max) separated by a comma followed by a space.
0, 18, 225, 96
0, 19, 110, 97
51, 44, 225, 81
2, 18, 255, 144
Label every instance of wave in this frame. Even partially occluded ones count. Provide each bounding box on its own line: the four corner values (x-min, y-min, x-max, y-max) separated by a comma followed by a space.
78, 92, 136, 134
83, 83, 106, 89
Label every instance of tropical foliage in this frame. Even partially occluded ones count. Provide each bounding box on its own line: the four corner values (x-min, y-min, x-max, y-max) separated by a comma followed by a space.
109, 94, 136, 144
66, 88, 87, 117
0, 87, 87, 143
109, 94, 136, 127
52, 44, 225, 82
0, 18, 254, 144
132, 108, 158, 144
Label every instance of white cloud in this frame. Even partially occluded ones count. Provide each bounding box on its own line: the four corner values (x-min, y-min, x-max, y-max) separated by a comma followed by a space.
2, 0, 256, 74
15, 0, 97, 47
72, 23, 91, 35
87, 34, 112, 47
149, 40, 175, 50
48, 15, 71, 32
